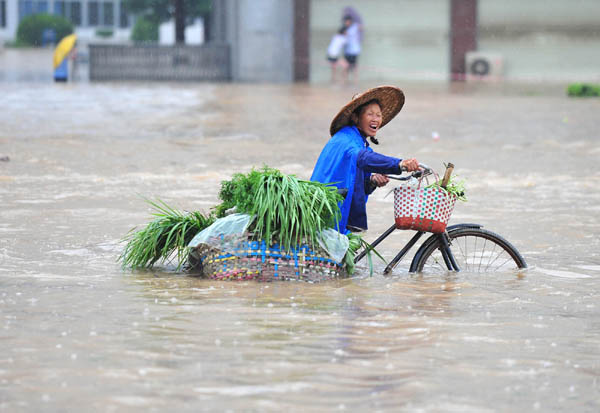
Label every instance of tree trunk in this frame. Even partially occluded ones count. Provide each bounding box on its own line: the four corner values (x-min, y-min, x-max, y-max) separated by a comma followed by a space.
174, 0, 185, 44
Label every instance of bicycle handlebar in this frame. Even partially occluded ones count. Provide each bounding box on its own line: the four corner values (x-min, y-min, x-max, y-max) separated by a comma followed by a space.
387, 163, 433, 181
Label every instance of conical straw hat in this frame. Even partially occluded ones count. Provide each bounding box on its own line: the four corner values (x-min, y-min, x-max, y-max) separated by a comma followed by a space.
329, 85, 405, 136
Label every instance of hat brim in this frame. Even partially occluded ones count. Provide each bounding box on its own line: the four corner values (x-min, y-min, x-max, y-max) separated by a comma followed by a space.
329, 85, 405, 136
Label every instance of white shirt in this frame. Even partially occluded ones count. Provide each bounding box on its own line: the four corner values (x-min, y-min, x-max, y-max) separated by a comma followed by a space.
327, 34, 347, 58
344, 23, 361, 55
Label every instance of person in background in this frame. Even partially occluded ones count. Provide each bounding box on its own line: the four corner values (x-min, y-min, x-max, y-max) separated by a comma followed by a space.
311, 86, 420, 233
326, 26, 348, 83
342, 14, 362, 84
69, 43, 79, 81
53, 58, 69, 82
53, 38, 77, 82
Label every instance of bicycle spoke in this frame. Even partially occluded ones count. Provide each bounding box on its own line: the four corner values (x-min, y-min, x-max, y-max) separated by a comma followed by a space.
455, 235, 469, 271
492, 255, 515, 271
432, 255, 446, 272
484, 241, 499, 270
479, 238, 499, 271
472, 234, 477, 269
478, 238, 487, 272
487, 247, 511, 270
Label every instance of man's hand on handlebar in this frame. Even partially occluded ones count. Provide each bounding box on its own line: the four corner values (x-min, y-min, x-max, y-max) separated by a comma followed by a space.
400, 158, 420, 172
370, 173, 390, 188
386, 161, 432, 182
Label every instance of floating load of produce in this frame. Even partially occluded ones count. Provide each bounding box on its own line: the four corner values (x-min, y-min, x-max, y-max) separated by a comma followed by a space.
119, 167, 378, 282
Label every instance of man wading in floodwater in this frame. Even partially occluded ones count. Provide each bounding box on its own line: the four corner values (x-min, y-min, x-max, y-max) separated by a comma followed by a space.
311, 86, 420, 234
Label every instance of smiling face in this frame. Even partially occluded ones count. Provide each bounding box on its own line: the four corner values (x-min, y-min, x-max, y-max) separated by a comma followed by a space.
352, 101, 383, 137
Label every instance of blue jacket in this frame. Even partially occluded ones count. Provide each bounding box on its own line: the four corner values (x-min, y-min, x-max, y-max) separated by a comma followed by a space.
311, 126, 402, 232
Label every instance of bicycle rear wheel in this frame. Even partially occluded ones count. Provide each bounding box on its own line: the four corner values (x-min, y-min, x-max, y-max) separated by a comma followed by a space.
413, 228, 527, 273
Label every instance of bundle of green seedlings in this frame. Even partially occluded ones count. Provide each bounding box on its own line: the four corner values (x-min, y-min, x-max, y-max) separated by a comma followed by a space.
426, 173, 467, 202
215, 166, 343, 251
120, 167, 381, 274
119, 199, 215, 270
567, 83, 600, 97
344, 232, 385, 276
214, 167, 382, 274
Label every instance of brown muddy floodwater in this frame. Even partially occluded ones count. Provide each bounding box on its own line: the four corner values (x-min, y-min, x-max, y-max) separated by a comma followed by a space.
1, 79, 599, 412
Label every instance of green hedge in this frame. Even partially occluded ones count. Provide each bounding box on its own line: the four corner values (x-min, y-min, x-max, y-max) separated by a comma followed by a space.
567, 83, 600, 97
131, 17, 158, 44
16, 13, 74, 47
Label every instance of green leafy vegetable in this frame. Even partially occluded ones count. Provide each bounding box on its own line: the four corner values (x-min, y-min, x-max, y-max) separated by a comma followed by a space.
119, 198, 215, 270
426, 172, 467, 202
344, 233, 387, 276
567, 83, 600, 97
121, 167, 387, 275
214, 166, 343, 251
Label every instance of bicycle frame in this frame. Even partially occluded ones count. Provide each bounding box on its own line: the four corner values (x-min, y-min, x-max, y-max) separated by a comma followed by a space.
352, 163, 481, 274
354, 223, 483, 274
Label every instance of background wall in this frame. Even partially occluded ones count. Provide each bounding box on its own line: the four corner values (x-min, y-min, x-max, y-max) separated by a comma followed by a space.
218, 0, 294, 82
310, 0, 600, 83
310, 0, 449, 83
478, 0, 600, 82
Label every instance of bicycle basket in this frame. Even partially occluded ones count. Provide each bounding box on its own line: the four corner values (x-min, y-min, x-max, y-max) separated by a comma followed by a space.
393, 184, 457, 233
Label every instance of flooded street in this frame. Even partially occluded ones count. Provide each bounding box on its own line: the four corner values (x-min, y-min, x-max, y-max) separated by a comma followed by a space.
1, 77, 600, 411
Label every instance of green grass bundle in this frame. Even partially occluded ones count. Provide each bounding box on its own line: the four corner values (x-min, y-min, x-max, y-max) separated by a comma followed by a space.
344, 233, 385, 276
215, 167, 343, 251
119, 199, 214, 270
120, 167, 383, 275
426, 175, 467, 202
214, 168, 265, 217
567, 83, 600, 97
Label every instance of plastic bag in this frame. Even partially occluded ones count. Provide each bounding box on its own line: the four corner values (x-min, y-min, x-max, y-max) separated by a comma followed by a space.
406, 176, 420, 188
317, 228, 349, 264
188, 213, 253, 250
188, 214, 348, 264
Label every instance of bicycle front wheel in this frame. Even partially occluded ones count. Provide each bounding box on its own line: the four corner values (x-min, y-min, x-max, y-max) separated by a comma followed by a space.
413, 228, 527, 274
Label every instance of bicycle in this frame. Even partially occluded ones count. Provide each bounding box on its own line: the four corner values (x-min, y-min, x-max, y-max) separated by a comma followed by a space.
353, 164, 527, 274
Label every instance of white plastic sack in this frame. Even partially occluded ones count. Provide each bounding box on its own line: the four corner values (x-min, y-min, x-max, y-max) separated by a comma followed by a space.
188, 213, 253, 249
317, 228, 349, 264
188, 214, 348, 264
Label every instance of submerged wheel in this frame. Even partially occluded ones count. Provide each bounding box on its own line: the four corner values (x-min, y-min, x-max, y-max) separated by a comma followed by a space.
413, 228, 527, 273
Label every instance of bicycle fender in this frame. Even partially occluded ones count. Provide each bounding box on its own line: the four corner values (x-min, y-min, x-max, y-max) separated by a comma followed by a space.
446, 223, 482, 231
408, 224, 483, 272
